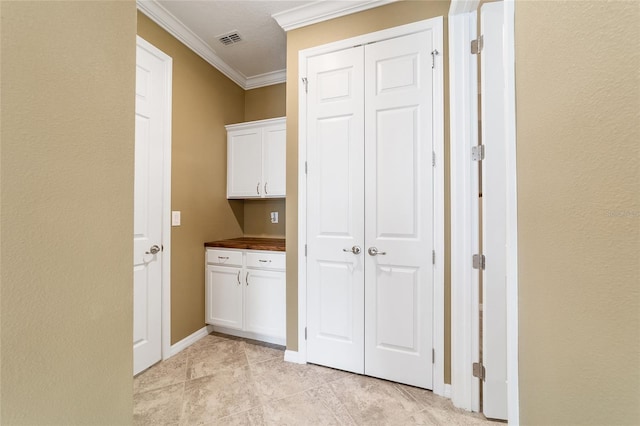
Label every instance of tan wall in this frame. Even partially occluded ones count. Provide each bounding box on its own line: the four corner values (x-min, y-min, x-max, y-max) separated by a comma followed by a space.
243, 84, 287, 238
138, 13, 246, 344
515, 1, 640, 424
245, 83, 286, 122
0, 1, 136, 423
285, 0, 451, 382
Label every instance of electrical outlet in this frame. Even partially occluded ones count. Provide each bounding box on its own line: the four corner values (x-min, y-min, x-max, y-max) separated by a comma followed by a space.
270, 211, 279, 224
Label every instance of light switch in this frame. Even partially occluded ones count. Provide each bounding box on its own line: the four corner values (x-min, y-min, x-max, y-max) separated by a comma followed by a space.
172, 211, 181, 226
270, 211, 279, 224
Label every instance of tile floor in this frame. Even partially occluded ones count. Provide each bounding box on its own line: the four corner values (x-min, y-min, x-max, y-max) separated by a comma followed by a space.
134, 333, 495, 425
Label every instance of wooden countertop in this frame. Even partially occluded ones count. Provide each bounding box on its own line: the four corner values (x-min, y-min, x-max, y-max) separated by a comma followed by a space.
204, 237, 285, 252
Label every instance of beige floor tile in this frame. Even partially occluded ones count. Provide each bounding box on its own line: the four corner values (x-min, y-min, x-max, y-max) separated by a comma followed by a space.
241, 391, 343, 426
187, 339, 248, 380
329, 375, 424, 425
134, 351, 189, 394
242, 341, 284, 365
250, 358, 330, 402
181, 366, 261, 425
306, 385, 356, 425
407, 406, 493, 425
134, 382, 184, 426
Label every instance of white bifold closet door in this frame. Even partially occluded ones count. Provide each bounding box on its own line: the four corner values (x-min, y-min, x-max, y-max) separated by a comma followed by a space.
306, 30, 435, 389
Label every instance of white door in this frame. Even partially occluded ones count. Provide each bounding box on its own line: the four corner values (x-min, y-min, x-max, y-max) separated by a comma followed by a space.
133, 37, 170, 376
205, 265, 243, 330
481, 1, 508, 420
363, 32, 434, 389
306, 46, 366, 374
306, 30, 436, 388
244, 269, 286, 338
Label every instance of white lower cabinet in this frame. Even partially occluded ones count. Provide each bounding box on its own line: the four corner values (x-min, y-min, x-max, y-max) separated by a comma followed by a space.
205, 248, 285, 345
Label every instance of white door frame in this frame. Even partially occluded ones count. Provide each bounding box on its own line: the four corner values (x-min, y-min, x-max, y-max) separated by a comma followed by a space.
136, 36, 173, 363
448, 1, 519, 423
294, 17, 446, 396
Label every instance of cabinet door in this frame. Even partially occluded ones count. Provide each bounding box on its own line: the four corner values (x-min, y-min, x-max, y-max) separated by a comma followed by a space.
262, 124, 286, 197
206, 264, 243, 329
244, 269, 286, 339
227, 129, 262, 198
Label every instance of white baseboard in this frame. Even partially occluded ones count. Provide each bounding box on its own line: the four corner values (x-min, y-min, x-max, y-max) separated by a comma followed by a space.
443, 384, 452, 398
284, 349, 305, 364
167, 326, 210, 358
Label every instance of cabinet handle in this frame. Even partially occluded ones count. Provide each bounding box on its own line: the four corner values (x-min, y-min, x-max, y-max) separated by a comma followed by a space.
246, 271, 250, 286
264, 182, 268, 195
256, 182, 260, 195
218, 256, 229, 260
258, 259, 271, 263
236, 270, 241, 286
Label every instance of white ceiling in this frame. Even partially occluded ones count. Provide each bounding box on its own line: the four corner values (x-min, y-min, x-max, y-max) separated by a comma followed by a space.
137, 0, 396, 89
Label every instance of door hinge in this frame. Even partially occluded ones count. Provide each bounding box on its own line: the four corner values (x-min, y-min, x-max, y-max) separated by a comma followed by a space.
305, 327, 307, 340
472, 254, 486, 270
305, 244, 307, 257
472, 145, 485, 161
431, 49, 439, 69
432, 151, 436, 167
302, 77, 308, 93
432, 250, 436, 265
471, 35, 484, 55
432, 348, 435, 364
473, 362, 486, 380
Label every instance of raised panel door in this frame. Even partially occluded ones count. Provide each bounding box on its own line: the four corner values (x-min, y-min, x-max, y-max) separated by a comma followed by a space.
227, 129, 262, 198
206, 264, 243, 329
262, 123, 286, 197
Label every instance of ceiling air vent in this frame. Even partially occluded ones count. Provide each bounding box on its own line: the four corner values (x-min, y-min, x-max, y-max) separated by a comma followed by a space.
217, 31, 243, 46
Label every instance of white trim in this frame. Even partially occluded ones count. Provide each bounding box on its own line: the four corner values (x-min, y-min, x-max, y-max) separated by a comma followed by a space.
503, 1, 520, 423
136, 36, 173, 366
297, 17, 445, 395
273, 0, 398, 32
284, 350, 304, 364
448, 0, 520, 421
448, 4, 481, 413
168, 326, 209, 357
245, 69, 287, 90
443, 384, 452, 399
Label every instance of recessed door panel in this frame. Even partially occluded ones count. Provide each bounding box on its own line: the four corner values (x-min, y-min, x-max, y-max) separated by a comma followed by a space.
376, 54, 419, 94
317, 261, 355, 342
375, 265, 419, 352
375, 106, 419, 238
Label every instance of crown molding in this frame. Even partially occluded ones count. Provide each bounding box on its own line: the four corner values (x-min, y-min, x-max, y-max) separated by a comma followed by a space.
272, 0, 398, 32
245, 69, 288, 90
137, 0, 288, 89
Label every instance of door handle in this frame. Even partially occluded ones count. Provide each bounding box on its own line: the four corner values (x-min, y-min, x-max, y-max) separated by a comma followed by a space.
236, 270, 241, 286
256, 182, 261, 195
343, 245, 361, 255
145, 245, 161, 255
367, 247, 386, 256
246, 271, 250, 286
264, 182, 268, 195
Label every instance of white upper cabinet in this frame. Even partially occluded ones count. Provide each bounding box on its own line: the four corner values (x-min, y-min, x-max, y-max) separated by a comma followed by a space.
226, 117, 286, 199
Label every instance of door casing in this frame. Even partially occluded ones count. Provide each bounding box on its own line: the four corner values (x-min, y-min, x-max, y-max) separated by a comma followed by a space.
295, 17, 446, 397
448, 0, 519, 422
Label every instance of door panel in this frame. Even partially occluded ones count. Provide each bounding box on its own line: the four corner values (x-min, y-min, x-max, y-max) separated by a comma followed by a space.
364, 31, 434, 389
306, 47, 365, 374
481, 2, 508, 420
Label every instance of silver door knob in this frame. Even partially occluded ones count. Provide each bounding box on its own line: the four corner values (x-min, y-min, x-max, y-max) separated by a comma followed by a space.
146, 245, 161, 255
343, 245, 361, 254
368, 247, 386, 256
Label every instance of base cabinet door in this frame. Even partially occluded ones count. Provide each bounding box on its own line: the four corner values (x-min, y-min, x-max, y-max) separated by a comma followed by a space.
205, 264, 243, 330
244, 269, 286, 339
